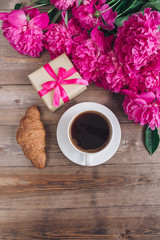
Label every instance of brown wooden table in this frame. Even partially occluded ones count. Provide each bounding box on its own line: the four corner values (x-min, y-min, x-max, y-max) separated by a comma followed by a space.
1, 1, 160, 239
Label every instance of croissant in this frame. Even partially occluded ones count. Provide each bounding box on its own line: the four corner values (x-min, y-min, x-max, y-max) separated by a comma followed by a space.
16, 105, 46, 169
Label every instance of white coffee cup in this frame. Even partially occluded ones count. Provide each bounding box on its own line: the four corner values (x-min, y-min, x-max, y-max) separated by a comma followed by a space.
67, 110, 113, 166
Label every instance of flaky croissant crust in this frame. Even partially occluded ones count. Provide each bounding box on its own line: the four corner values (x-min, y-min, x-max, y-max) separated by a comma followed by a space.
16, 105, 46, 169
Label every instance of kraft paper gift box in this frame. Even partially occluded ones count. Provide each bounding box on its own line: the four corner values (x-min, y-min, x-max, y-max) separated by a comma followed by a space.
28, 53, 88, 112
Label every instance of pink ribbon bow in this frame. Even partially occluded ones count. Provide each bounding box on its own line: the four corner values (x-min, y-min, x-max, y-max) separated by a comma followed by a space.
38, 63, 88, 107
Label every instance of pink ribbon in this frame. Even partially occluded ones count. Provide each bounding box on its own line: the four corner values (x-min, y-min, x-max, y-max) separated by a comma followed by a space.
38, 63, 88, 107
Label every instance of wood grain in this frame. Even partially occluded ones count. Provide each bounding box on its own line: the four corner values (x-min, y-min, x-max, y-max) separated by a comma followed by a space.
1, 208, 160, 240
0, 45, 51, 85
0, 165, 160, 206
0, 84, 128, 125
0, 0, 51, 10
1, 0, 160, 239
0, 166, 160, 239
0, 124, 159, 167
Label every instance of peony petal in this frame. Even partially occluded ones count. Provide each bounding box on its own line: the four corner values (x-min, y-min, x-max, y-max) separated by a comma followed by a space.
134, 98, 147, 105
50, 0, 75, 10
98, 0, 106, 5
85, 3, 94, 14
140, 91, 155, 103
91, 26, 97, 42
100, 4, 117, 30
133, 107, 143, 122
67, 18, 81, 36
105, 35, 115, 51
28, 13, 49, 30
141, 108, 149, 125
129, 77, 139, 90
154, 86, 160, 99
121, 89, 137, 98
91, 27, 106, 52
61, 11, 66, 22
8, 10, 27, 28
23, 6, 40, 19
0, 12, 9, 21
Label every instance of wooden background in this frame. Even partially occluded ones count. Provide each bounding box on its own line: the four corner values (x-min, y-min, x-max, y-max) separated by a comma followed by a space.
1, 1, 160, 239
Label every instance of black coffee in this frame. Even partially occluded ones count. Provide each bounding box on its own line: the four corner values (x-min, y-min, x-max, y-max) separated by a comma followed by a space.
70, 111, 111, 153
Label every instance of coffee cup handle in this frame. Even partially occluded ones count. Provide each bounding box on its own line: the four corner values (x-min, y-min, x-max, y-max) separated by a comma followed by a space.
85, 154, 92, 166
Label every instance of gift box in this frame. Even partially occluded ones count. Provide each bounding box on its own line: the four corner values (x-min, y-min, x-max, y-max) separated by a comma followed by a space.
28, 53, 88, 112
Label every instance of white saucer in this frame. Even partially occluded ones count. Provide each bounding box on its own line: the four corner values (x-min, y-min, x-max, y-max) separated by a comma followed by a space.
56, 102, 121, 166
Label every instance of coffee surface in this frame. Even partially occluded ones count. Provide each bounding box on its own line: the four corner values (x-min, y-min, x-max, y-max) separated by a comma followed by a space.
70, 112, 110, 152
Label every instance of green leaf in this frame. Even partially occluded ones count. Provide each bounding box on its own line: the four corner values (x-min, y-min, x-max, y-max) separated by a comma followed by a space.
149, 0, 160, 2
116, 0, 153, 19
65, 10, 68, 27
125, 1, 144, 13
114, 0, 136, 13
149, 1, 160, 10
140, 2, 159, 11
145, 126, 160, 155
115, 15, 129, 26
26, 15, 30, 22
138, 0, 160, 11
116, 0, 140, 17
107, 0, 118, 6
14, 3, 22, 10
50, 10, 62, 23
114, 1, 126, 13
78, 0, 83, 7
35, 0, 50, 4
48, 8, 56, 21
115, 1, 145, 26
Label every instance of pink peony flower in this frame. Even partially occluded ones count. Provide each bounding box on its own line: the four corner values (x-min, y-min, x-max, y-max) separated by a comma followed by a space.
72, 38, 102, 83
50, 0, 76, 10
0, 9, 49, 57
23, 6, 40, 18
65, 17, 82, 36
72, 28, 114, 83
91, 26, 109, 52
44, 23, 71, 59
72, 0, 98, 29
16, 27, 44, 57
139, 71, 160, 92
114, 8, 160, 73
122, 89, 160, 130
124, 51, 160, 92
138, 52, 160, 91
98, 3, 117, 30
44, 18, 86, 59
72, 0, 117, 30
67, 30, 89, 55
99, 50, 129, 93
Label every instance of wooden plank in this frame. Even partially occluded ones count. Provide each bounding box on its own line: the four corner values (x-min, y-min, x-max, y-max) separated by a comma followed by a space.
0, 165, 160, 208
0, 207, 160, 239
0, 0, 22, 10
0, 123, 157, 166
0, 30, 9, 46
0, 85, 122, 109
0, 0, 51, 10
0, 45, 51, 85
0, 85, 128, 125
0, 165, 160, 239
0, 103, 126, 127
1, 1, 160, 239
